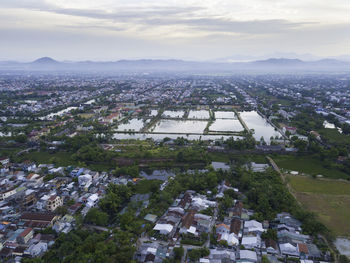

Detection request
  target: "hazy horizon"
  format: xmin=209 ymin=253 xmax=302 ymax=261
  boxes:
xmin=1 ymin=0 xmax=350 ymax=61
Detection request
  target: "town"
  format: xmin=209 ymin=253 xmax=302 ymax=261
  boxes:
xmin=1 ymin=73 xmax=350 ymax=262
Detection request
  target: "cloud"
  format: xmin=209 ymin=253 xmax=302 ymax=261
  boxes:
xmin=1 ymin=1 xmax=311 ymax=35
xmin=143 ymin=18 xmax=312 ymax=34
xmin=1 ymin=0 xmax=350 ymax=60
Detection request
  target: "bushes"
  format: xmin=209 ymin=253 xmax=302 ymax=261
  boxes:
xmin=24 ymin=230 xmax=136 ymax=263
xmin=99 ymin=184 xmax=132 ymax=221
xmin=188 ymin=248 xmax=209 ymax=262
xmin=180 ymin=233 xmax=208 ymax=246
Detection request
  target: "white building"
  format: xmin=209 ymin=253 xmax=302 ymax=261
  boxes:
xmin=241 ymin=235 xmax=261 ymax=249
xmin=244 ymin=220 xmax=264 ymax=234
xmin=46 ymin=195 xmax=63 ymax=211
xmin=238 ymin=250 xmax=258 ymax=263
xmin=153 ymin=224 xmax=173 ymax=235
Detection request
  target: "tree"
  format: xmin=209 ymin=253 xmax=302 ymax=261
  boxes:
xmin=188 ymin=248 xmax=209 ymax=262
xmin=339 ymin=255 xmax=350 ymax=263
xmin=262 ymin=255 xmax=270 ymax=263
xmin=261 ymin=229 xmax=277 ymax=241
xmin=173 ymin=246 xmax=184 ymax=260
xmin=14 ymin=134 xmax=27 ymax=143
xmin=85 ymin=208 xmax=109 ymax=226
xmin=99 ymin=184 xmax=132 ymax=220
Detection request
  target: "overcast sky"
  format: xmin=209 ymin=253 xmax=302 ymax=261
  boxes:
xmin=1 ymin=0 xmax=350 ymax=61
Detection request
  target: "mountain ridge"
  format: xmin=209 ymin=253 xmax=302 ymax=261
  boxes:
xmin=0 ymin=57 xmax=348 ymax=73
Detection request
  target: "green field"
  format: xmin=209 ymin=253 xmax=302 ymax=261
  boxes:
xmin=0 ymin=147 xmax=24 ymax=157
xmin=289 ymin=176 xmax=350 ymax=236
xmin=295 ymin=192 xmax=350 ymax=236
xmin=208 ymin=153 xmax=267 ymax=163
xmin=288 ymin=176 xmax=350 ymax=195
xmin=318 ymin=128 xmax=350 ymax=145
xmin=274 ymin=155 xmax=348 ymax=179
xmin=19 ymin=151 xmax=75 ymax=166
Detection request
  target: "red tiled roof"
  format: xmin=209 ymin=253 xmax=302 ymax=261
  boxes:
xmin=19 ymin=227 xmax=33 ymax=237
xmin=298 ymin=243 xmax=309 ymax=254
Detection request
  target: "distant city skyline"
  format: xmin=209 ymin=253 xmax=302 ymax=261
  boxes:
xmin=1 ymin=0 xmax=350 ymax=61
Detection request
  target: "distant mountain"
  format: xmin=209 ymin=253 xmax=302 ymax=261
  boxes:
xmin=31 ymin=57 xmax=59 ymax=65
xmin=214 ymin=52 xmax=321 ymax=62
xmin=0 ymin=57 xmax=349 ymax=73
xmin=254 ymin=58 xmax=304 ymax=65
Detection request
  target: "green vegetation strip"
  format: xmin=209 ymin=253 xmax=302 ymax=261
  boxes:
xmin=274 ymin=155 xmax=348 ymax=179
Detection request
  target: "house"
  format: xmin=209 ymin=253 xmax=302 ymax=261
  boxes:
xmin=70 ymin=168 xmax=84 ymax=177
xmin=0 ymin=187 xmax=17 ymax=201
xmin=153 ymin=223 xmax=173 ymax=235
xmin=13 ymin=246 xmax=26 ymax=257
xmin=78 ymin=174 xmax=92 ymax=190
xmin=306 ymin=244 xmax=322 ymax=260
xmin=106 ymin=112 xmax=121 ymax=124
xmin=238 ymin=250 xmax=257 ymax=263
xmin=282 ymin=126 xmax=297 ymax=135
xmin=298 ymin=243 xmax=309 ymax=259
xmin=229 ymin=201 xmax=243 ymax=218
xmin=216 ymin=224 xmax=230 ymax=236
xmin=211 ymin=162 xmax=230 ymax=171
xmin=22 ymin=190 xmax=37 ymax=207
xmin=86 ymin=194 xmax=99 ymax=208
xmin=67 ymin=203 xmax=82 ymax=215
xmin=194 ymin=213 xmax=212 ymax=233
xmin=179 ymin=210 xmax=196 ymax=235
xmin=265 ymin=239 xmax=279 ymax=254
xmin=276 ymin=213 xmax=302 ymax=229
xmin=209 ymin=248 xmax=236 ymax=262
xmin=24 ymin=242 xmax=48 ymax=257
xmin=0 ymin=247 xmax=13 ymax=259
xmin=279 ymin=243 xmax=299 ymax=257
xmin=241 ymin=235 xmax=261 ymax=249
xmin=278 ymin=230 xmax=310 ymax=243
xmin=310 ymin=131 xmax=321 ymax=141
xmin=17 ymin=228 xmax=34 ymax=244
xmin=136 ymin=242 xmax=168 ymax=263
xmin=46 ymin=195 xmax=63 ymax=211
xmin=249 ymin=162 xmax=269 ymax=172
xmin=144 ymin=214 xmax=157 ymax=223
xmin=230 ymin=218 xmax=242 ymax=237
xmin=53 ymin=215 xmax=74 ymax=234
xmin=191 ymin=195 xmax=216 ymax=210
xmin=0 ymin=158 xmax=10 ymax=166
xmin=244 ymin=220 xmax=264 ymax=234
xmin=20 ymin=212 xmax=58 ymax=229
xmin=219 ymin=232 xmax=239 ymax=246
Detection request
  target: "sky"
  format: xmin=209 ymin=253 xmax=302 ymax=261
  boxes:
xmin=1 ymin=0 xmax=350 ymax=61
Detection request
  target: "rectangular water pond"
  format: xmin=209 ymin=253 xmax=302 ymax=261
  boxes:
xmin=214 ymin=111 xmax=236 ymax=119
xmin=209 ymin=119 xmax=244 ymax=132
xmin=152 ymin=120 xmax=208 ymax=133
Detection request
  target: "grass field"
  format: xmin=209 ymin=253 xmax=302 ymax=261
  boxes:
xmin=295 ymin=192 xmax=350 ymax=236
xmin=288 ymin=176 xmax=350 ymax=236
xmin=274 ymin=155 xmax=348 ymax=179
xmin=318 ymin=128 xmax=350 ymax=146
xmin=288 ymin=176 xmax=350 ymax=195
